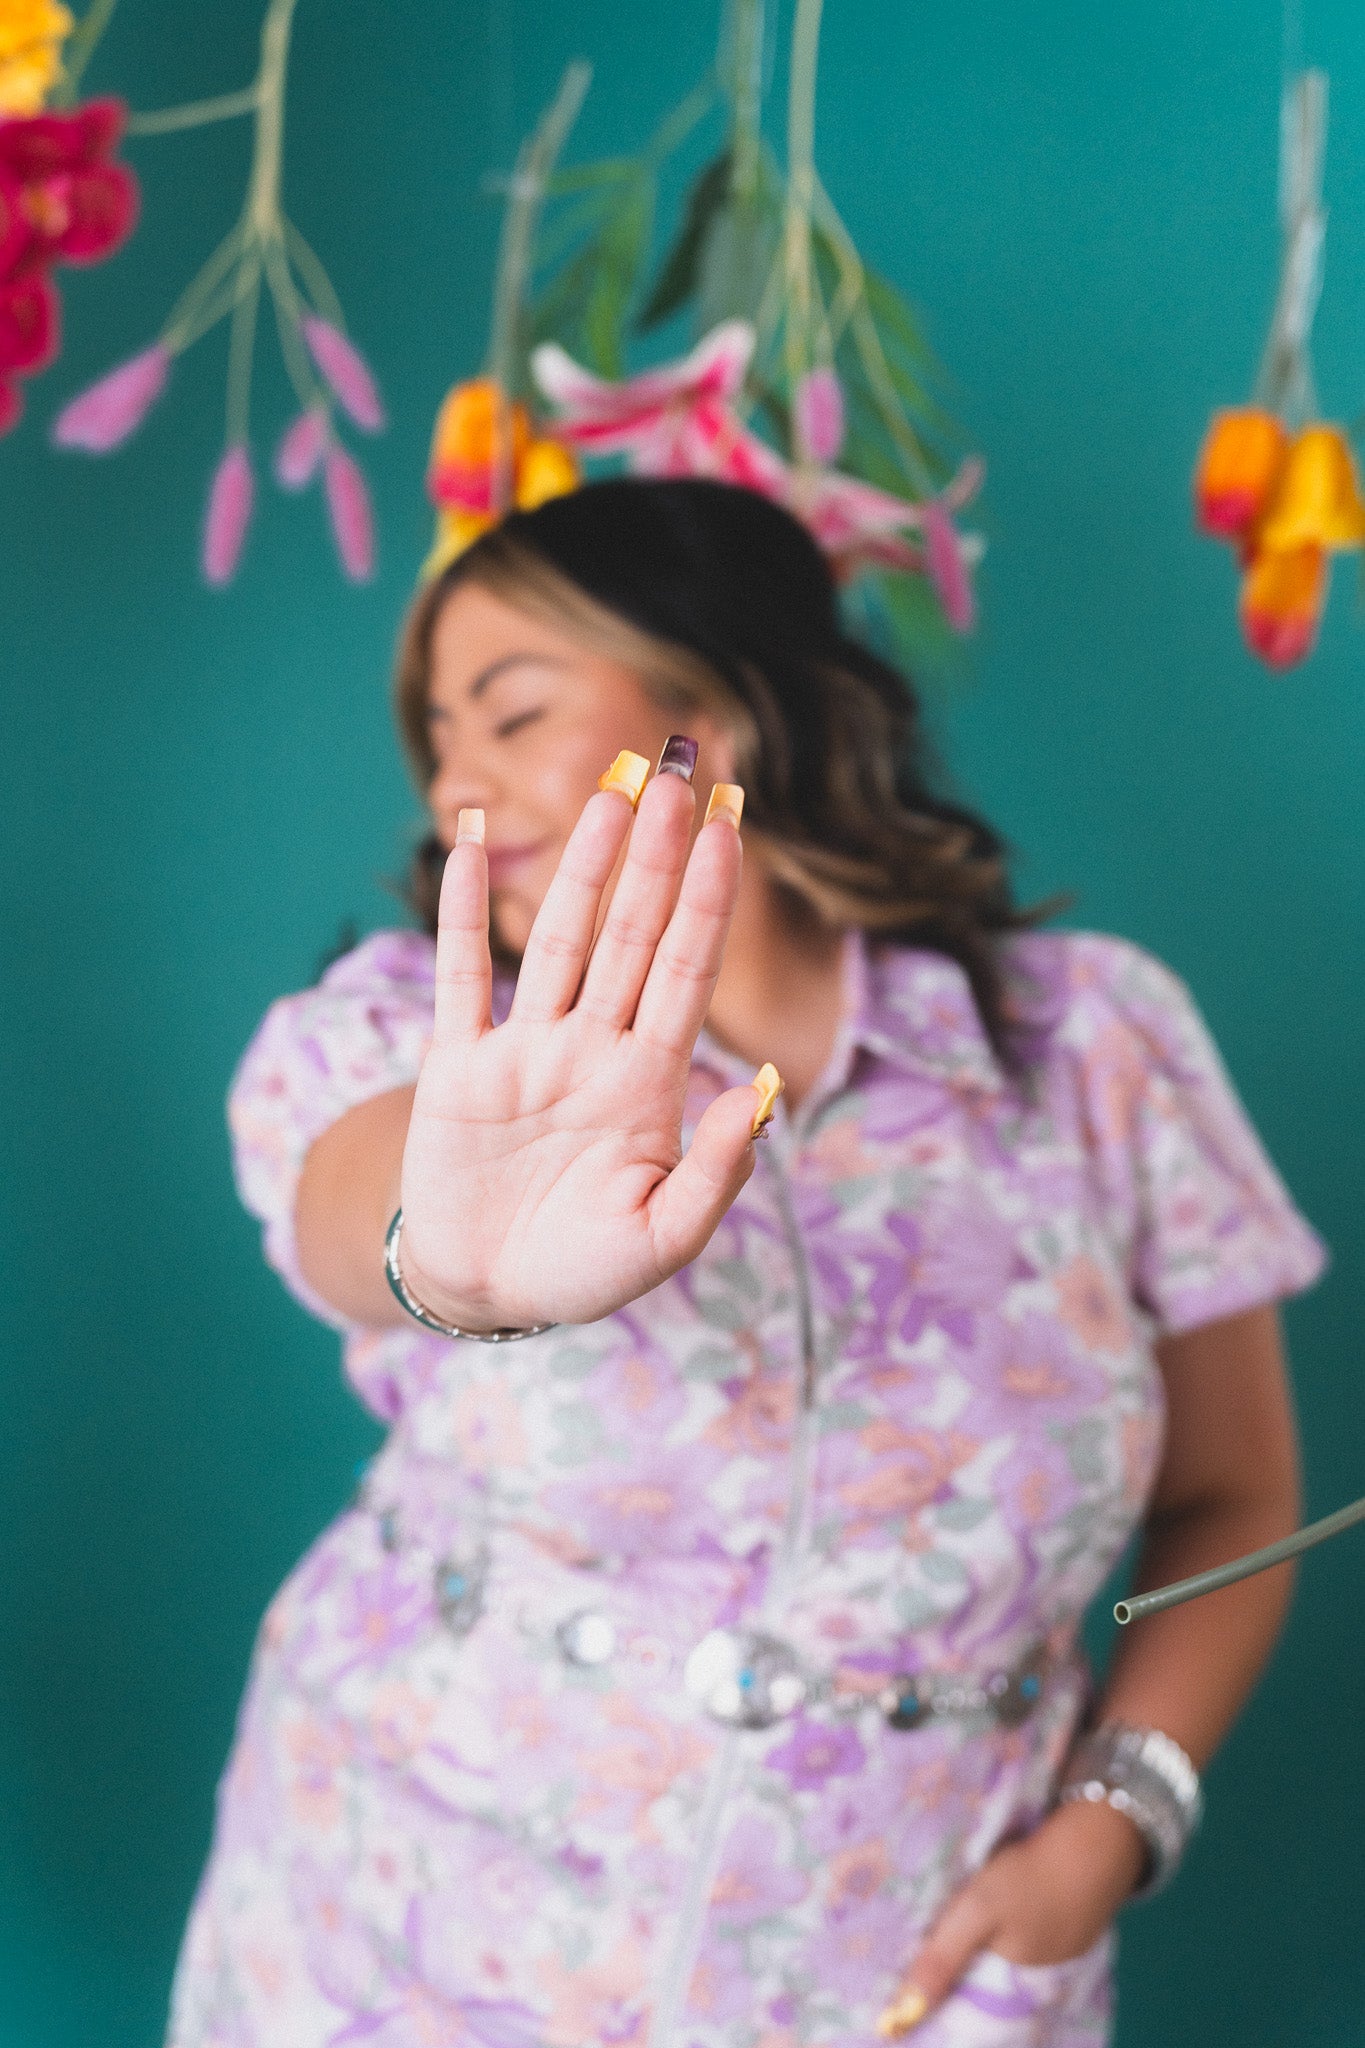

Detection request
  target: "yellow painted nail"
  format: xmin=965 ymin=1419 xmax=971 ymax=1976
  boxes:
xmin=704 ymin=781 xmax=745 ymax=829
xmin=598 ymin=750 xmax=651 ymax=808
xmin=455 ymin=807 xmax=485 ymax=846
xmin=875 ymin=1987 xmax=929 ymax=2038
xmin=750 ymin=1061 xmax=784 ymax=1138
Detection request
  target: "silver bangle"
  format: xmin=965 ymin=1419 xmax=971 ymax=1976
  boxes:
xmin=383 ymin=1209 xmax=556 ymax=1342
xmin=1057 ymin=1722 xmax=1203 ymax=1900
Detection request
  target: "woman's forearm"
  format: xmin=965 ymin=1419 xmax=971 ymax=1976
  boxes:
xmin=294 ymin=1084 xmax=416 ymax=1327
xmin=1087 ymin=1302 xmax=1302 ymax=1767
xmin=1095 ymin=1491 xmax=1299 ymax=1767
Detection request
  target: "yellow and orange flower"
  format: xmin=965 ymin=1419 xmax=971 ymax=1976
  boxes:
xmin=1195 ymin=407 xmax=1288 ymax=539
xmin=1197 ymin=411 xmax=1365 ymax=670
xmin=0 ymin=0 xmax=73 ymax=115
xmin=424 ymin=374 xmax=578 ymax=578
xmin=1238 ymin=543 xmax=1326 ymax=671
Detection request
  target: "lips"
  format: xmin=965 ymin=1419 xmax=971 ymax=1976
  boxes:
xmin=485 ymin=841 xmax=548 ymax=888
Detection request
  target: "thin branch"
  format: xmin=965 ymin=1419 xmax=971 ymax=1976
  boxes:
xmin=160 ymin=221 xmax=248 ymax=350
xmin=127 ymin=86 xmax=261 ymax=137
xmin=283 ymin=218 xmax=345 ymax=327
xmin=225 ymin=256 xmax=262 ymax=445
xmin=58 ymin=0 xmax=118 ymax=104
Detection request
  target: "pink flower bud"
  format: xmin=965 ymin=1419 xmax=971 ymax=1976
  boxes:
xmin=301 ymin=315 xmax=384 ymax=433
xmin=924 ymin=500 xmax=975 ymax=634
xmin=274 ymin=404 xmax=328 ymax=490
xmin=794 ymin=365 xmax=845 ymax=466
xmin=323 ymin=443 xmax=374 ymax=581
xmin=52 ymin=342 xmax=171 ymax=452
xmin=202 ymin=444 xmax=255 ymax=587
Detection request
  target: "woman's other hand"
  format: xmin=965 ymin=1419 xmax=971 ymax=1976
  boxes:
xmin=877 ymin=1800 xmax=1146 ymax=2036
xmin=397 ymin=749 xmax=768 ymax=1334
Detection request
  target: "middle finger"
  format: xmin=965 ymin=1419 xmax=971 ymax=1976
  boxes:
xmin=575 ymin=738 xmax=699 ymax=1029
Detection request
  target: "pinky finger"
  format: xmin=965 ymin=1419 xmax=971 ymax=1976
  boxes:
xmin=432 ymin=811 xmax=492 ymax=1045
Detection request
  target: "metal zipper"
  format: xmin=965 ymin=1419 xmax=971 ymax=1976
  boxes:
xmin=646 ymin=1121 xmax=823 ymax=2047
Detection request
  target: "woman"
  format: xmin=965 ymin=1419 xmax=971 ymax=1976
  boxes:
xmin=170 ymin=479 xmax=1324 ymax=2047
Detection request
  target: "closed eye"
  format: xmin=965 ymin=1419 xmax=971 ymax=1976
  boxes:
xmin=494 ymin=707 xmax=544 ymax=741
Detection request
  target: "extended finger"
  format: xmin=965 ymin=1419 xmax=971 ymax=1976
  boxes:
xmin=644 ymin=1080 xmax=763 ymax=1278
xmin=576 ymin=750 xmax=699 ymax=1029
xmin=876 ymin=1885 xmax=998 ymax=2037
xmin=432 ymin=812 xmax=492 ymax=1046
xmin=631 ymin=791 xmax=743 ymax=1057
xmin=510 ymin=782 xmax=639 ymax=1022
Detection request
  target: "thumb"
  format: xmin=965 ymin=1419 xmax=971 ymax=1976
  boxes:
xmin=646 ymin=1079 xmax=765 ymax=1275
xmin=876 ymin=1884 xmax=998 ymax=2038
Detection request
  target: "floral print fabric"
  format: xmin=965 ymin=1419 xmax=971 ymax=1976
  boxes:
xmin=169 ymin=927 xmax=1324 ymax=2047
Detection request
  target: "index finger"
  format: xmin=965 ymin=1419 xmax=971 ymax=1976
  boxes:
xmin=432 ymin=810 xmax=492 ymax=1046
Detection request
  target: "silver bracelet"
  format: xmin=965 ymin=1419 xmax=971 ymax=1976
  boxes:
xmin=383 ymin=1209 xmax=556 ymax=1342
xmin=1057 ymin=1722 xmax=1203 ymax=1900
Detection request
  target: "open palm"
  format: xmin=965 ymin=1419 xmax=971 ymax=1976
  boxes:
xmin=397 ymin=764 xmax=765 ymax=1333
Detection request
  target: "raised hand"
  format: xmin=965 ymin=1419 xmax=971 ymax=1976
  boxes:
xmin=396 ymin=745 xmax=773 ymax=1335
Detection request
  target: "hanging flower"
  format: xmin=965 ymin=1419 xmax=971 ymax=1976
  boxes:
xmin=532 ymin=318 xmax=756 ymax=468
xmin=0 ymin=97 xmax=138 ymax=267
xmin=0 ymin=0 xmax=73 ymax=117
xmin=1238 ymin=543 xmax=1326 ymax=670
xmin=1255 ymin=423 xmax=1365 ymax=551
xmin=51 ymin=339 xmax=170 ymax=450
xmin=273 ymin=403 xmax=328 ymax=489
xmin=0 ymin=95 xmax=137 ymax=435
xmin=202 ymin=443 xmax=255 ymax=587
xmin=424 ymin=374 xmax=579 ymax=577
xmin=323 ymin=441 xmax=374 ymax=581
xmin=793 ymin=364 xmax=845 ymax=466
xmin=1194 ymin=408 xmax=1289 ymax=539
xmin=301 ymin=314 xmax=384 ymax=433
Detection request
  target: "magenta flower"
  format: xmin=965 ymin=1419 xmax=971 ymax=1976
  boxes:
xmin=274 ymin=403 xmax=327 ymax=489
xmin=532 ymin=318 xmax=756 ymax=464
xmin=51 ymin=342 xmax=171 ymax=452
xmin=925 ymin=497 xmax=975 ymax=632
xmin=301 ymin=315 xmax=384 ymax=433
xmin=202 ymin=443 xmax=255 ymax=586
xmin=324 ymin=442 xmax=374 ymax=581
xmin=794 ymin=364 xmax=845 ymax=465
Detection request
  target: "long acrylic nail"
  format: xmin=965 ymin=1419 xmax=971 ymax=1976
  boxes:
xmin=656 ymin=734 xmax=699 ymax=783
xmin=456 ymin=807 xmax=485 ymax=845
xmin=598 ymin=750 xmax=651 ymax=808
xmin=875 ymin=1987 xmax=929 ymax=2039
xmin=704 ymin=781 xmax=744 ymax=828
xmin=750 ymin=1061 xmax=784 ymax=1138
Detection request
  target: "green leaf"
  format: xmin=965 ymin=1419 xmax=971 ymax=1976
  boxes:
xmin=636 ymin=148 xmax=733 ymax=330
xmin=583 ymin=180 xmax=654 ymax=375
xmin=695 ymin=180 xmax=781 ymax=336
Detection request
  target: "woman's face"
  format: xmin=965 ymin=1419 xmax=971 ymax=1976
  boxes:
xmin=425 ymin=581 xmax=736 ymax=955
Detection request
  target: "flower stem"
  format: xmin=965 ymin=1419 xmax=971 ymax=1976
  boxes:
xmin=55 ymin=0 xmax=119 ymax=105
xmin=246 ymin=0 xmax=299 ymax=239
xmin=127 ymin=86 xmax=261 ymax=137
xmin=721 ymin=0 xmax=765 ymax=201
xmin=225 ymin=256 xmax=262 ymax=446
xmin=782 ymin=0 xmax=823 ymax=416
xmin=161 ymin=222 xmax=248 ymax=352
xmin=487 ymin=59 xmax=592 ymax=504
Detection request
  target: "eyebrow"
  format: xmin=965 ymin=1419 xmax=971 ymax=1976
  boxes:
xmin=467 ymin=652 xmax=570 ymax=702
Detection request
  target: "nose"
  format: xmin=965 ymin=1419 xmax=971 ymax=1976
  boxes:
xmin=428 ymin=745 xmax=497 ymax=832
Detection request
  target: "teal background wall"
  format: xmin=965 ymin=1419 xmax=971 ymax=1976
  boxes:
xmin=3 ymin=1 xmax=1364 ymax=2041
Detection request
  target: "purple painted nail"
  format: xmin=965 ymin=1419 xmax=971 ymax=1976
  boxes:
xmin=656 ymin=735 xmax=699 ymax=783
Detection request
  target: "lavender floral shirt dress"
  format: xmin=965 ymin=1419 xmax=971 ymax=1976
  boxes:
xmin=168 ymin=925 xmax=1325 ymax=2048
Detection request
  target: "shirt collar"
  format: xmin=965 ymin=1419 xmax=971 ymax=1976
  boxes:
xmin=694 ymin=928 xmax=1008 ymax=1101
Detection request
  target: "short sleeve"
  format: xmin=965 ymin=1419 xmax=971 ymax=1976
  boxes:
xmin=227 ymin=928 xmax=436 ymax=1330
xmin=1067 ymin=935 xmax=1327 ymax=1337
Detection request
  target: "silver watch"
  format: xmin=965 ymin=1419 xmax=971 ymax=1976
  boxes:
xmin=1057 ymin=1722 xmax=1203 ymax=1899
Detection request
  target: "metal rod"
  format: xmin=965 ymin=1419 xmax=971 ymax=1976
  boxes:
xmin=1114 ymin=1491 xmax=1365 ymax=1625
